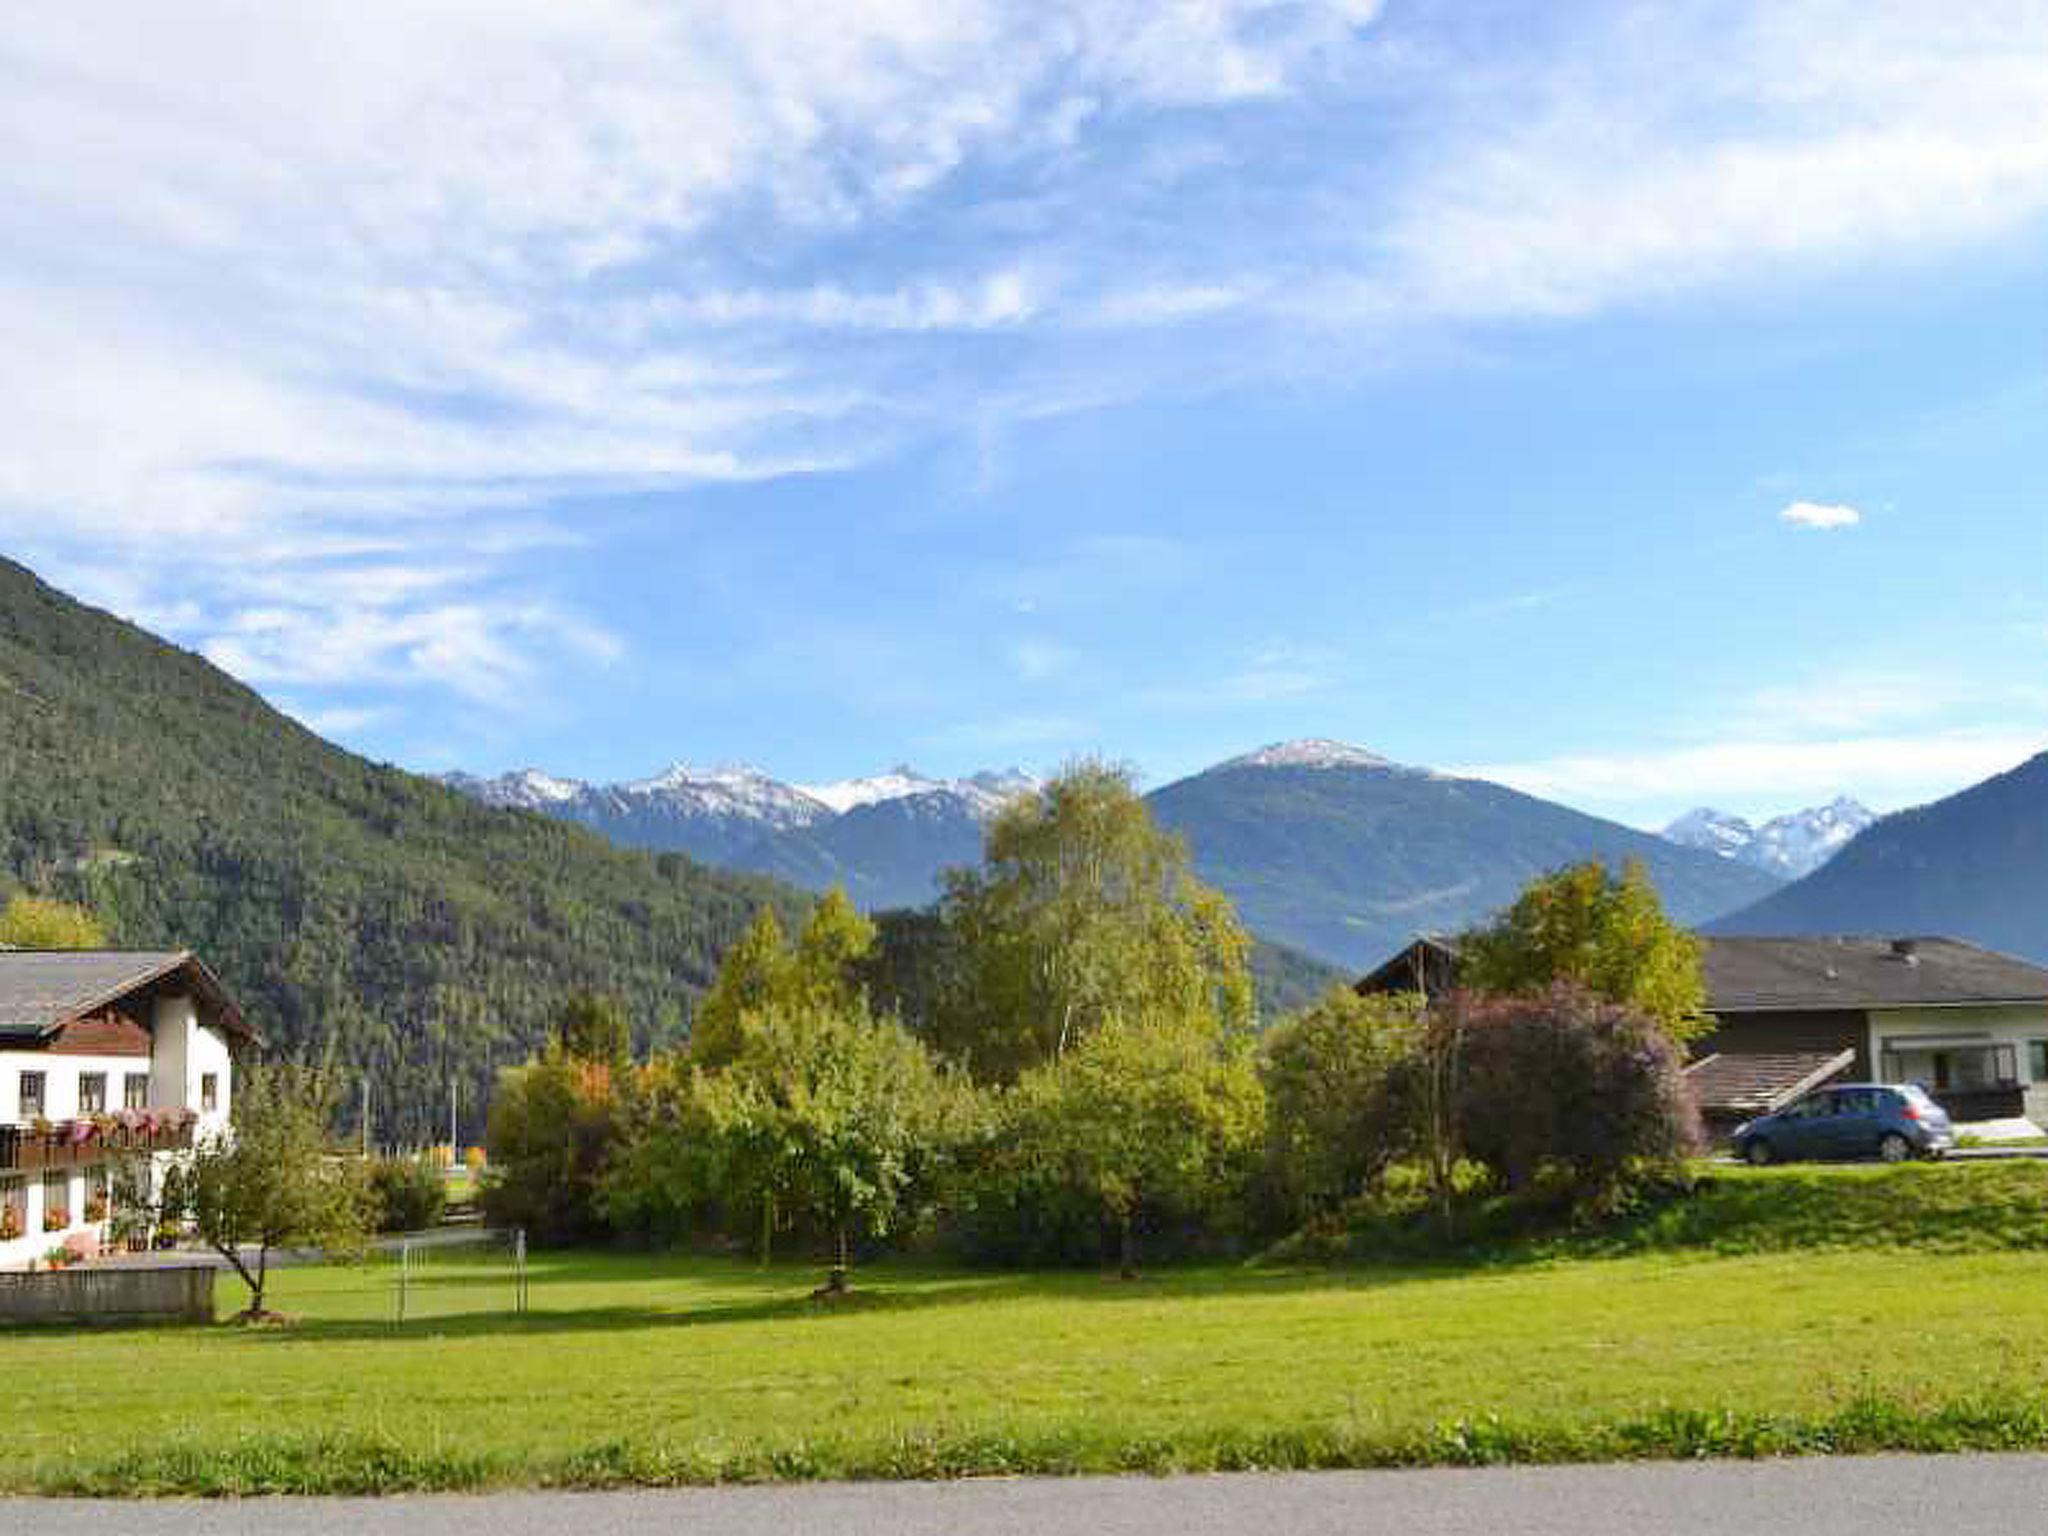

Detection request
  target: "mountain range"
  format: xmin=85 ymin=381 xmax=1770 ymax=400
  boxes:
xmin=446 ymin=764 xmax=1042 ymax=911
xmin=1662 ymin=797 xmax=1877 ymax=880
xmin=451 ymin=738 xmax=1786 ymax=971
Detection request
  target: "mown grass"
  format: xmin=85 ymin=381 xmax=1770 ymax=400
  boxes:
xmin=6 ymin=1161 xmax=2048 ymax=1496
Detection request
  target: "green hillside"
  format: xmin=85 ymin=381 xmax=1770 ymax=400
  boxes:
xmin=0 ymin=559 xmax=805 ymax=1141
xmin=1150 ymin=760 xmax=1783 ymax=970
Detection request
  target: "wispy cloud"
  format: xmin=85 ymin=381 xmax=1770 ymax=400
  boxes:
xmin=1140 ymin=641 xmax=1341 ymax=710
xmin=9 ymin=0 xmax=2048 ymax=740
xmin=1782 ymin=500 xmax=1863 ymax=530
xmin=1464 ymin=730 xmax=2042 ymax=821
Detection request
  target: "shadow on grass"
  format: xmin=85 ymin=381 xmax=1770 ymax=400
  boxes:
xmin=251 ymin=1255 xmax=1474 ymax=1345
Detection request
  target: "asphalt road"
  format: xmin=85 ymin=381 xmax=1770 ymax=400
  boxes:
xmin=15 ymin=1456 xmax=2048 ymax=1535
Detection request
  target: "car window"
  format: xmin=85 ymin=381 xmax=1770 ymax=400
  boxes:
xmin=1838 ymin=1090 xmax=1877 ymax=1115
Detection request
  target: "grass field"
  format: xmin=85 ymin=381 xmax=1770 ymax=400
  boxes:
xmin=8 ymin=1163 xmax=2048 ymax=1495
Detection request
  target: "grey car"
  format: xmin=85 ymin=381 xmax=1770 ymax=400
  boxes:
xmin=1733 ymin=1083 xmax=1955 ymax=1166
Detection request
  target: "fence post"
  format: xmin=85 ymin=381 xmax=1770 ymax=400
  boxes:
xmin=396 ymin=1238 xmax=411 ymax=1327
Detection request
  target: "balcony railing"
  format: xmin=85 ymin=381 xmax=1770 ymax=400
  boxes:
xmin=0 ymin=1111 xmax=198 ymax=1172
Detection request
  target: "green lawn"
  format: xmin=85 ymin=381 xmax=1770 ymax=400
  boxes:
xmin=10 ymin=1165 xmax=2048 ymax=1494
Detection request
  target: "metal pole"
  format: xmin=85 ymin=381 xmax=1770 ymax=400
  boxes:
xmin=396 ymin=1239 xmax=409 ymax=1327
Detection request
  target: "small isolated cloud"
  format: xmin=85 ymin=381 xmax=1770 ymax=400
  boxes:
xmin=1781 ymin=500 xmax=1862 ymax=531
xmin=1009 ymin=639 xmax=1078 ymax=682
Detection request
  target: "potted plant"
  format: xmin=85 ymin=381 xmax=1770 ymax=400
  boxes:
xmin=85 ymin=1192 xmax=108 ymax=1224
xmin=43 ymin=1206 xmax=69 ymax=1233
xmin=0 ymin=1207 xmax=21 ymax=1242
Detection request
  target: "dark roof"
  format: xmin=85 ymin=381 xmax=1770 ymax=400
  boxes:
xmin=1684 ymin=1049 xmax=1856 ymax=1116
xmin=0 ymin=951 xmax=250 ymax=1043
xmin=1355 ymin=936 xmax=1463 ymax=997
xmin=1703 ymin=936 xmax=2048 ymax=1013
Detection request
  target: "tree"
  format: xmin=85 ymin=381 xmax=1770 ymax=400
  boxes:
xmin=556 ymin=992 xmax=631 ymax=1068
xmin=690 ymin=892 xmax=878 ymax=1070
xmin=939 ymin=761 xmax=1255 ymax=1080
xmin=481 ymin=1044 xmax=619 ymax=1244
xmin=1460 ymin=861 xmax=1711 ymax=1043
xmin=0 ymin=894 xmax=107 ymax=949
xmin=664 ymin=998 xmax=972 ymax=1290
xmin=1007 ymin=1011 xmax=1265 ymax=1277
xmin=180 ymin=1065 xmax=372 ymax=1319
xmin=368 ymin=1154 xmax=448 ymax=1232
xmin=1260 ymin=987 xmax=1422 ymax=1222
xmin=1441 ymin=984 xmax=1701 ymax=1204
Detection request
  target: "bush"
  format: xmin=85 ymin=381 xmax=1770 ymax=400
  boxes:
xmin=1259 ymin=988 xmax=1421 ymax=1225
xmin=972 ymin=1013 xmax=1265 ymax=1274
xmin=369 ymin=1156 xmax=448 ymax=1233
xmin=1443 ymin=984 xmax=1700 ymax=1205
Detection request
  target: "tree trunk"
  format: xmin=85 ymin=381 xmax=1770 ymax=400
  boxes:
xmin=1117 ymin=1212 xmax=1137 ymax=1280
xmin=251 ymin=1243 xmax=268 ymax=1316
xmin=758 ymin=1190 xmax=774 ymax=1269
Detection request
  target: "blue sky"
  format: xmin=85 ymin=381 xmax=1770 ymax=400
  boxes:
xmin=6 ymin=1 xmax=2048 ymax=827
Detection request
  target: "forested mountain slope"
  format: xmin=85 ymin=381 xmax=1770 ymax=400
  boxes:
xmin=1713 ymin=750 xmax=2048 ymax=962
xmin=0 ymin=559 xmax=804 ymax=1140
xmin=1149 ymin=748 xmax=1783 ymax=970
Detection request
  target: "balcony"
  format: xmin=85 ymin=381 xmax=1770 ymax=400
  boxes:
xmin=0 ymin=1110 xmax=198 ymax=1172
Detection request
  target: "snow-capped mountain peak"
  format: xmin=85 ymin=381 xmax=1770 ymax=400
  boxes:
xmin=1663 ymin=797 xmax=1876 ymax=881
xmin=1222 ymin=739 xmax=1401 ymax=773
xmin=799 ymin=765 xmax=1042 ymax=819
xmin=1663 ymin=807 xmax=1756 ymax=860
xmin=444 ymin=767 xmax=589 ymax=810
xmin=799 ymin=765 xmax=943 ymax=815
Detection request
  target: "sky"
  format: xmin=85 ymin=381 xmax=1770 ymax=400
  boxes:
xmin=5 ymin=1 xmax=2048 ymax=829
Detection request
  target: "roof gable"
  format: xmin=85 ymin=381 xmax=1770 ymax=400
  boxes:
xmin=0 ymin=951 xmax=250 ymax=1044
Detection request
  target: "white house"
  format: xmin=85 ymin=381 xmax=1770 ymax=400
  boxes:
xmin=0 ymin=950 xmax=247 ymax=1271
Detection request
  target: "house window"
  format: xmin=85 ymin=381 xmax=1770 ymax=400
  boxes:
xmin=200 ymin=1073 xmax=219 ymax=1114
xmin=124 ymin=1073 xmax=149 ymax=1110
xmin=2031 ymin=1041 xmax=2048 ymax=1083
xmin=17 ymin=1072 xmax=44 ymax=1120
xmin=77 ymin=1073 xmax=106 ymax=1114
xmin=42 ymin=1172 xmax=68 ymax=1231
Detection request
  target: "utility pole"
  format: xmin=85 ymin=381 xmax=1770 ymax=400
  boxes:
xmin=448 ymin=1078 xmax=458 ymax=1155
xmin=360 ymin=1077 xmax=371 ymax=1157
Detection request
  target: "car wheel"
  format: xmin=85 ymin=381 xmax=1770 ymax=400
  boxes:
xmin=1744 ymin=1138 xmax=1775 ymax=1166
xmin=1878 ymin=1132 xmax=1914 ymax=1164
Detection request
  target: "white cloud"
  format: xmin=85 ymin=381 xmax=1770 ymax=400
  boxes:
xmin=1782 ymin=500 xmax=1863 ymax=530
xmin=1138 ymin=641 xmax=1340 ymax=710
xmin=1465 ymin=731 xmax=2042 ymax=817
xmin=1009 ymin=639 xmax=1078 ymax=682
xmin=282 ymin=702 xmax=391 ymax=740
xmin=10 ymin=0 xmax=2048 ymax=738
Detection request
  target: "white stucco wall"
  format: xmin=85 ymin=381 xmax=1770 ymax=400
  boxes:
xmin=0 ymin=1162 xmax=113 ymax=1271
xmin=0 ymin=1050 xmax=152 ymax=1122
xmin=0 ymin=990 xmax=236 ymax=1271
xmin=1868 ymin=1004 xmax=2048 ymax=1120
xmin=148 ymin=995 xmax=233 ymax=1133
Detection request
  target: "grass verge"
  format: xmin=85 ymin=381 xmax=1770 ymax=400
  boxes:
xmin=5 ymin=1163 xmax=2048 ymax=1496
xmin=36 ymin=1397 xmax=2048 ymax=1496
